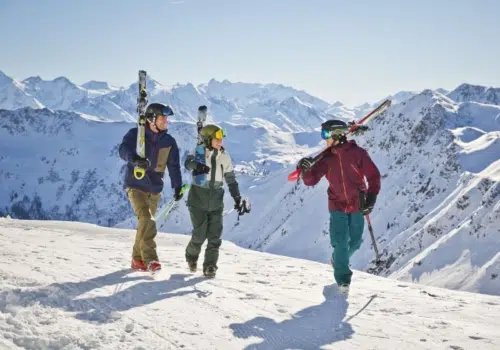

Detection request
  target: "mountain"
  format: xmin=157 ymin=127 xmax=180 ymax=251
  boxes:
xmin=447 ymin=83 xmax=500 ymax=106
xmin=2 ymin=71 xmax=334 ymax=131
xmin=81 ymin=80 xmax=120 ymax=92
xmin=0 ymin=107 xmax=317 ymax=229
xmin=218 ymin=89 xmax=500 ymax=296
xmin=22 ymin=75 xmax=89 ymax=110
xmin=1 ymin=218 xmax=499 ymax=349
xmin=0 ymin=71 xmax=43 ymax=110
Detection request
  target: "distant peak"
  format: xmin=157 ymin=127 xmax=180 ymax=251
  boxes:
xmin=82 ymin=80 xmax=111 ymax=90
xmin=53 ymin=76 xmax=73 ymax=85
xmin=0 ymin=70 xmax=13 ymax=85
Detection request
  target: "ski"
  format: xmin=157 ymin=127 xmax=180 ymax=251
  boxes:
xmin=193 ymin=105 xmax=208 ymax=185
xmin=155 ymin=184 xmax=190 ymax=220
xmin=134 ymin=70 xmax=148 ymax=180
xmin=287 ymin=99 xmax=392 ymax=182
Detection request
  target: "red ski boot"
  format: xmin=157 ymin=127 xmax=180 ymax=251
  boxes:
xmin=131 ymin=259 xmax=147 ymax=271
xmin=147 ymin=261 xmax=162 ymax=275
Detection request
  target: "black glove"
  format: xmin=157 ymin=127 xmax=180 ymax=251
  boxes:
xmin=234 ymin=197 xmax=251 ymax=216
xmin=359 ymin=191 xmax=377 ymax=215
xmin=348 ymin=121 xmax=369 ymax=136
xmin=193 ymin=162 xmax=210 ymax=175
xmin=131 ymin=154 xmax=150 ymax=169
xmin=297 ymin=157 xmax=314 ymax=171
xmin=174 ymin=186 xmax=184 ymax=201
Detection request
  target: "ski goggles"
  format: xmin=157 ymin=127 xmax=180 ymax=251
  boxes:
xmin=214 ymin=128 xmax=226 ymax=140
xmin=321 ymin=128 xmax=347 ymax=140
xmin=161 ymin=105 xmax=174 ymax=117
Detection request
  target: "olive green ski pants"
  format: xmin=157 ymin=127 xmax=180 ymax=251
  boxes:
xmin=126 ymin=187 xmax=161 ymax=265
xmin=185 ymin=206 xmax=224 ymax=269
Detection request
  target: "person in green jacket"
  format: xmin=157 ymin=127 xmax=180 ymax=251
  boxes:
xmin=184 ymin=124 xmax=250 ymax=278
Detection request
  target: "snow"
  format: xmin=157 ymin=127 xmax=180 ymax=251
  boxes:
xmin=1 ymin=218 xmax=499 ymax=350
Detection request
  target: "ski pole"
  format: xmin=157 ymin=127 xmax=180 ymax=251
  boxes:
xmin=365 ymin=214 xmax=381 ymax=264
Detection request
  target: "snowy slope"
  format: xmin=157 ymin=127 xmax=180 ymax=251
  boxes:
xmin=1 ymin=218 xmax=499 ymax=350
xmin=219 ymin=90 xmax=500 ymax=296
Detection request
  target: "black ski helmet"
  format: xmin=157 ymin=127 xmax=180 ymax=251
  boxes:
xmin=321 ymin=119 xmax=348 ymax=141
xmin=144 ymin=103 xmax=174 ymax=122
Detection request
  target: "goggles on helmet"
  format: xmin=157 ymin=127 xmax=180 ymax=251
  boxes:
xmin=162 ymin=105 xmax=174 ymax=117
xmin=321 ymin=127 xmax=346 ymax=140
xmin=214 ymin=128 xmax=226 ymax=140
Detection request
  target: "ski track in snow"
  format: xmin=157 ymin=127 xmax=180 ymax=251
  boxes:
xmin=1 ymin=219 xmax=499 ymax=349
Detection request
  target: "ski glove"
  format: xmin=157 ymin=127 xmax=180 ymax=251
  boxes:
xmin=131 ymin=154 xmax=150 ymax=169
xmin=174 ymin=186 xmax=184 ymax=201
xmin=234 ymin=197 xmax=251 ymax=216
xmin=297 ymin=157 xmax=315 ymax=171
xmin=193 ymin=162 xmax=210 ymax=175
xmin=359 ymin=191 xmax=377 ymax=215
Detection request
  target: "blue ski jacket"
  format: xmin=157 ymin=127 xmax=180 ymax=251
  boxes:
xmin=119 ymin=126 xmax=182 ymax=193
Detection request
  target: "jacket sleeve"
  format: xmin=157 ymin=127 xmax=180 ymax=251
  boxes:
xmin=166 ymin=138 xmax=183 ymax=189
xmin=118 ymin=128 xmax=137 ymax=163
xmin=301 ymin=156 xmax=329 ymax=186
xmin=222 ymin=152 xmax=241 ymax=200
xmin=359 ymin=148 xmax=381 ymax=194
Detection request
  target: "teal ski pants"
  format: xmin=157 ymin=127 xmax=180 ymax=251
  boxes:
xmin=330 ymin=211 xmax=365 ymax=286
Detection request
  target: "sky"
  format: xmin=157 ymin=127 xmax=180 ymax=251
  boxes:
xmin=0 ymin=0 xmax=499 ymax=106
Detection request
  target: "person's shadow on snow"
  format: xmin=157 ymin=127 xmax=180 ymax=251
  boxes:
xmin=72 ymin=272 xmax=208 ymax=323
xmin=229 ymin=284 xmax=353 ymax=350
xmin=3 ymin=269 xmax=208 ymax=324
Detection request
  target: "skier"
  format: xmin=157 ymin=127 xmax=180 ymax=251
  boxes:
xmin=297 ymin=119 xmax=380 ymax=294
xmin=119 ymin=103 xmax=184 ymax=273
xmin=184 ymin=124 xmax=249 ymax=278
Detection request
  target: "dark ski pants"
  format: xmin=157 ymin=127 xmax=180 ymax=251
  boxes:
xmin=185 ymin=206 xmax=224 ymax=269
xmin=330 ymin=211 xmax=365 ymax=286
xmin=126 ymin=187 xmax=161 ymax=265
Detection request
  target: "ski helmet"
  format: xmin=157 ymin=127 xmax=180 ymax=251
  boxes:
xmin=200 ymin=124 xmax=226 ymax=149
xmin=144 ymin=103 xmax=174 ymax=122
xmin=320 ymin=119 xmax=348 ymax=140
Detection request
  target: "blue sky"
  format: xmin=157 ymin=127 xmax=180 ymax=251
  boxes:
xmin=1 ymin=0 xmax=499 ymax=106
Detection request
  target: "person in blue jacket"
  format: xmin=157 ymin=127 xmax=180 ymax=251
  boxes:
xmin=119 ymin=103 xmax=183 ymax=273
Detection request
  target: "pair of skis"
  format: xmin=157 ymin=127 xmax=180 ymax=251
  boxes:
xmin=287 ymin=99 xmax=392 ymax=182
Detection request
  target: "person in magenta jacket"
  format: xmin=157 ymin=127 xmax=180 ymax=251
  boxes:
xmin=297 ymin=119 xmax=381 ymax=292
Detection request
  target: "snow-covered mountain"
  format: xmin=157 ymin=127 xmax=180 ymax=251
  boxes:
xmin=0 ymin=107 xmax=316 ymax=229
xmin=0 ymin=71 xmax=335 ymax=131
xmin=1 ymin=218 xmax=499 ymax=349
xmin=1 ymin=69 xmax=499 ymax=296
xmin=447 ymin=83 xmax=500 ymax=106
xmin=213 ymin=89 xmax=500 ymax=296
xmin=0 ymin=71 xmax=44 ymax=110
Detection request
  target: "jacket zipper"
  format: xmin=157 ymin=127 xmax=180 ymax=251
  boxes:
xmin=338 ymin=152 xmax=350 ymax=212
xmin=152 ymin=134 xmax=158 ymax=169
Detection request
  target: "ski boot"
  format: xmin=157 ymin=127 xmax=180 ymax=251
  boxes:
xmin=203 ymin=265 xmax=217 ymax=278
xmin=131 ymin=259 xmax=147 ymax=271
xmin=147 ymin=261 xmax=162 ymax=275
xmin=187 ymin=260 xmax=197 ymax=273
xmin=338 ymin=284 xmax=350 ymax=297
